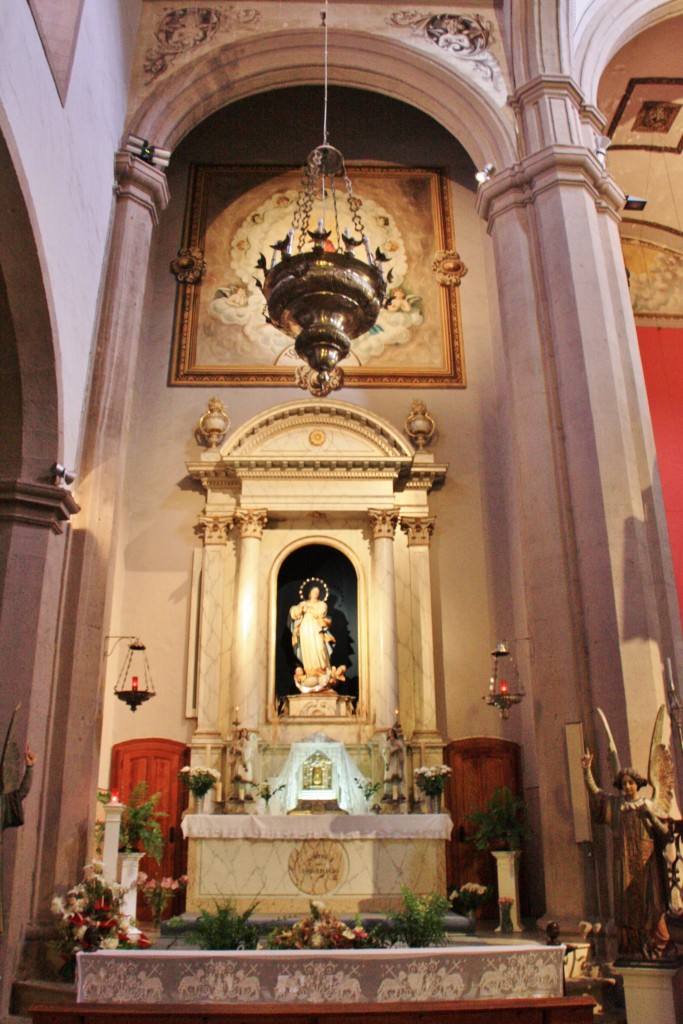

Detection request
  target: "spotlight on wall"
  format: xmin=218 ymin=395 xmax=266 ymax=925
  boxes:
xmin=594 ymin=134 xmax=612 ymax=170
xmin=624 ymin=195 xmax=648 ymax=212
xmin=52 ymin=463 xmax=77 ymax=487
xmin=475 ymin=163 xmax=496 ymax=184
xmin=125 ymin=134 xmax=171 ymax=170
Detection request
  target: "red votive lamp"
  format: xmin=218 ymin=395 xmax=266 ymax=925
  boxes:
xmin=131 ymin=676 xmax=139 ymax=691
xmin=110 ymin=789 xmax=120 ymax=804
xmin=500 ymin=679 xmax=508 ymax=694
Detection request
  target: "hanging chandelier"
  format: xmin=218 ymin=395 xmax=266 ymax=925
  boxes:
xmin=257 ymin=4 xmax=388 ymax=397
xmin=483 ymin=642 xmax=525 ymax=720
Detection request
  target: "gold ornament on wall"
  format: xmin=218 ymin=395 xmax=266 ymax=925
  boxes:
xmin=405 ymin=399 xmax=436 ymax=449
xmin=170 ymin=246 xmax=207 ymax=285
xmin=432 ymin=250 xmax=468 ymax=288
xmin=197 ymin=396 xmax=230 ymax=447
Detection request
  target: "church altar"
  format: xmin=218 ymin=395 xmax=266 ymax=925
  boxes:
xmin=76 ymin=945 xmax=565 ymax=1004
xmin=182 ymin=813 xmax=452 ymax=914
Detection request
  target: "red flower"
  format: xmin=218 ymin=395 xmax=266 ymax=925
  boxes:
xmin=136 ymin=934 xmax=151 ymax=948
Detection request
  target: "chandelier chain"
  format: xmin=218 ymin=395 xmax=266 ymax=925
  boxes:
xmin=322 ymin=0 xmax=329 ymax=146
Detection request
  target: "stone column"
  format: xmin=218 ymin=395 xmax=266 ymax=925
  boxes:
xmin=193 ymin=513 xmax=232 ymax=753
xmin=400 ymin=516 xmax=439 ymax=738
xmin=368 ymin=508 xmax=400 ymax=729
xmin=42 ymin=154 xmax=169 ymax=904
xmin=476 ymin=74 xmax=683 ymax=923
xmin=232 ymin=509 xmax=268 ymax=727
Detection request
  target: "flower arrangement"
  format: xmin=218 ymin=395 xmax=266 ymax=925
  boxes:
xmin=179 ymin=765 xmax=220 ymax=797
xmin=354 ymin=777 xmax=382 ymax=803
xmin=137 ymin=872 xmax=188 ymax=927
xmin=414 ymin=764 xmax=452 ymax=797
xmin=449 ymin=882 xmax=492 ymax=915
xmin=258 ymin=782 xmax=286 ymax=807
xmin=51 ymin=861 xmax=149 ymax=981
xmin=267 ymin=900 xmax=376 ymax=950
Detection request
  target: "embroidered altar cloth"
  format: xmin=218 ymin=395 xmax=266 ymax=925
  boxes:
xmin=77 ymin=945 xmax=564 ymax=1004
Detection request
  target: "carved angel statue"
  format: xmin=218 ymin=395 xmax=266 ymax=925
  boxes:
xmin=581 ymin=705 xmax=675 ymax=958
xmin=1 ymin=705 xmax=35 ymax=932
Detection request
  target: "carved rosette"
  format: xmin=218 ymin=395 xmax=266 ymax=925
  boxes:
xmin=431 ymin=250 xmax=468 ymax=288
xmin=170 ymin=247 xmax=207 ymax=284
xmin=196 ymin=513 xmax=232 ymax=545
xmin=233 ymin=508 xmax=268 ymax=540
xmin=400 ymin=516 xmax=436 ymax=547
xmin=368 ymin=508 xmax=400 ymax=540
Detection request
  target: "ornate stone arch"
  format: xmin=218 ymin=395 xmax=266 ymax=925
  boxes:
xmin=573 ymin=0 xmax=683 ymax=107
xmin=127 ymin=28 xmax=517 ymax=171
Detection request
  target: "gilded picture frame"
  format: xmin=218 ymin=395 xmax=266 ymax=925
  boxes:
xmin=170 ymin=164 xmax=466 ymax=387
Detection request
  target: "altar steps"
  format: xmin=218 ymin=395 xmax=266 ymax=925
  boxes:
xmin=30 ymin=996 xmax=595 ymax=1024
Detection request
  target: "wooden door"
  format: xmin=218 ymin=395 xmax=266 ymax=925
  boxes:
xmin=110 ymin=738 xmax=189 ymax=920
xmin=445 ymin=737 xmax=522 ymax=917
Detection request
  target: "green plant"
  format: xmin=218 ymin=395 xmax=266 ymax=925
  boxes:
xmin=194 ymin=899 xmax=260 ymax=950
xmin=388 ymin=886 xmax=449 ymax=947
xmin=120 ymin=781 xmax=167 ymax=863
xmin=465 ymin=786 xmax=531 ymax=852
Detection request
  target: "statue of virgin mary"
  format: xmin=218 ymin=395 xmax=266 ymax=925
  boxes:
xmin=288 ymin=578 xmax=336 ymax=682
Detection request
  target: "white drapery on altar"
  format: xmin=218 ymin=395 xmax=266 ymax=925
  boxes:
xmin=267 ymin=732 xmax=369 ymax=814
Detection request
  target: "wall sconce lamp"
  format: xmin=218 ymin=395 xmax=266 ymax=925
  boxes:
xmin=105 ymin=635 xmax=156 ymax=712
xmin=483 ymin=641 xmax=526 ymax=719
xmin=51 ymin=463 xmax=77 ymax=487
xmin=594 ymin=134 xmax=612 ymax=170
xmin=125 ymin=134 xmax=171 ymax=170
xmin=475 ymin=163 xmax=496 ymax=184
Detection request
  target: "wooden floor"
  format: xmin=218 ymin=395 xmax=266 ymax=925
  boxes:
xmin=31 ymin=996 xmax=596 ymax=1024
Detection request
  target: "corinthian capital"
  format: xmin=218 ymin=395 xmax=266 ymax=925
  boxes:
xmin=234 ymin=508 xmax=268 ymax=540
xmin=368 ymin=508 xmax=400 ymax=540
xmin=196 ymin=513 xmax=232 ymax=545
xmin=400 ymin=516 xmax=436 ymax=547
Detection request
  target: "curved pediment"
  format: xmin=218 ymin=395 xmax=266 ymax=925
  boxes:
xmin=223 ymin=399 xmax=415 ymax=463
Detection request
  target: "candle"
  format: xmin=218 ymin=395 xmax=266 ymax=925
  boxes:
xmin=131 ymin=676 xmax=139 ymax=692
xmin=215 ymin=781 xmax=223 ymax=802
xmin=205 ymin=744 xmax=211 ymax=767
xmin=500 ymin=679 xmax=508 ymax=694
xmin=110 ymin=789 xmax=119 ymax=804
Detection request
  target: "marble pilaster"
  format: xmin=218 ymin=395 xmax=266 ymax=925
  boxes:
xmin=232 ymin=509 xmax=268 ymax=727
xmin=194 ymin=513 xmax=232 ymax=742
xmin=368 ymin=509 xmax=400 ymax=729
xmin=400 ymin=516 xmax=439 ymax=737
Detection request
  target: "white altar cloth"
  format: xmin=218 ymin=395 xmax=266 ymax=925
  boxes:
xmin=182 ymin=813 xmax=453 ymax=841
xmin=77 ymin=945 xmax=564 ymax=1004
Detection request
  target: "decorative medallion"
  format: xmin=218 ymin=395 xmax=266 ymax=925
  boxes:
xmin=386 ymin=11 xmax=502 ymax=89
xmin=432 ymin=250 xmax=468 ymax=288
xmin=288 ymin=840 xmax=348 ymax=895
xmin=633 ymin=100 xmax=681 ymax=134
xmin=144 ymin=6 xmax=261 ymax=82
xmin=171 ymin=247 xmax=207 ymax=285
xmin=309 ymin=429 xmax=326 ymax=447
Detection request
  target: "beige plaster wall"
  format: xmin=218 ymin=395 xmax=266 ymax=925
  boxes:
xmin=100 ymin=86 xmax=520 ymax=784
xmin=0 ymin=0 xmax=141 ymax=466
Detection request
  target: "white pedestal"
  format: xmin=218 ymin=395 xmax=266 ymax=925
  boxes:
xmin=119 ymin=851 xmax=145 ymax=932
xmin=492 ymin=850 xmax=523 ymax=932
xmin=618 ymin=966 xmax=676 ymax=1024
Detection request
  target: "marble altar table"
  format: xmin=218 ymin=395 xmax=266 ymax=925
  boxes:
xmin=181 ymin=814 xmax=452 ymax=914
xmin=76 ymin=945 xmax=565 ymax=1004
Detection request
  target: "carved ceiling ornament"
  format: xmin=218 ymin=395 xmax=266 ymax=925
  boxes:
xmin=386 ymin=11 xmax=503 ymax=91
xmin=171 ymin=246 xmax=207 ymax=285
xmin=233 ymin=508 xmax=268 ymax=540
xmin=144 ymin=7 xmax=261 ymax=82
xmin=431 ymin=250 xmax=468 ymax=288
xmin=368 ymin=508 xmax=401 ymax=540
xmin=400 ymin=515 xmax=436 ymax=547
xmin=196 ymin=513 xmax=232 ymax=545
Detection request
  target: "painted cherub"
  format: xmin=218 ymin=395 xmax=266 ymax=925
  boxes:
xmin=581 ymin=706 xmax=674 ymax=958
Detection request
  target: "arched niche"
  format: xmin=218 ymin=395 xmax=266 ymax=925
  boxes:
xmin=273 ymin=541 xmax=361 ymax=711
